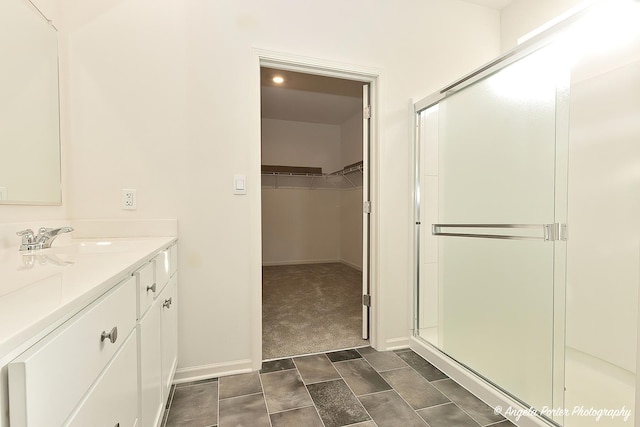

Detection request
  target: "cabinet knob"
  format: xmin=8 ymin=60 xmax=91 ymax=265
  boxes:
xmin=163 ymin=297 xmax=172 ymax=309
xmin=147 ymin=283 xmax=157 ymax=293
xmin=101 ymin=326 xmax=118 ymax=344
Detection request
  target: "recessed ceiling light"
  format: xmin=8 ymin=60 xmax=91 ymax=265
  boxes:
xmin=273 ymin=76 xmax=284 ymax=84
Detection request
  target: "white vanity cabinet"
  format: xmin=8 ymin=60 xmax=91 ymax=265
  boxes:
xmin=8 ymin=276 xmax=138 ymax=426
xmin=137 ymin=245 xmax=178 ymax=427
xmin=4 ymin=237 xmax=178 ymax=427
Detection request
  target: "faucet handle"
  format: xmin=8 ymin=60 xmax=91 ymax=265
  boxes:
xmin=17 ymin=229 xmax=37 ymax=251
xmin=17 ymin=229 xmax=35 ymax=242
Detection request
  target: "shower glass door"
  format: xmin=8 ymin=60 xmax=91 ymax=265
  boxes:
xmin=416 ymin=45 xmax=568 ymax=414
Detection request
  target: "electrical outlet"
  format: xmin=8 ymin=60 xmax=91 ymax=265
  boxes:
xmin=0 ymin=187 xmax=7 ymax=201
xmin=122 ymin=189 xmax=137 ymax=210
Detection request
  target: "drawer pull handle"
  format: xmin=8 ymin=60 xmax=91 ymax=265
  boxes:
xmin=101 ymin=326 xmax=118 ymax=344
xmin=163 ymin=297 xmax=172 ymax=309
xmin=147 ymin=283 xmax=157 ymax=293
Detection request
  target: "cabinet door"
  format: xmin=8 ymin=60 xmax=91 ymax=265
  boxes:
xmin=9 ymin=277 xmax=136 ymax=427
xmin=138 ymin=300 xmax=162 ymax=427
xmin=160 ymin=275 xmax=178 ymax=400
xmin=65 ymin=331 xmax=138 ymax=427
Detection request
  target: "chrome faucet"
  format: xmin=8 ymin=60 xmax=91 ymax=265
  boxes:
xmin=16 ymin=226 xmax=74 ymax=251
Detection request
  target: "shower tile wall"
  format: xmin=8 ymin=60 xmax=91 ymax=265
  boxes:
xmin=418 ymin=106 xmax=440 ymax=344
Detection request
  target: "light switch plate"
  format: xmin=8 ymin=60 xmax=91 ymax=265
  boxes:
xmin=0 ymin=187 xmax=7 ymax=201
xmin=233 ymin=174 xmax=247 ymax=195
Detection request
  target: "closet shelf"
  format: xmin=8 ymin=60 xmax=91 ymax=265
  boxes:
xmin=328 ymin=161 xmax=363 ymax=177
xmin=261 ymin=165 xmax=323 ymax=177
xmin=261 ymin=162 xmax=363 ymax=189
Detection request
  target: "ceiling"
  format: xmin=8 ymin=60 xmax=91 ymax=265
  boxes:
xmin=261 ymin=68 xmax=363 ymax=125
xmin=462 ymin=0 xmax=512 ymax=9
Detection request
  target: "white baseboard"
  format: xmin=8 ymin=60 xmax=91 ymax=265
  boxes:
xmin=262 ymin=259 xmax=340 ymax=267
xmin=173 ymin=359 xmax=253 ymax=384
xmin=340 ymin=260 xmax=363 ymax=271
xmin=410 ymin=337 xmax=553 ymax=427
xmin=383 ymin=337 xmax=411 ymax=351
xmin=261 ymin=259 xmax=365 ymax=270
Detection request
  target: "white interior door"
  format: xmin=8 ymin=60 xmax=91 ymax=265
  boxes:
xmin=362 ymin=83 xmax=370 ymax=340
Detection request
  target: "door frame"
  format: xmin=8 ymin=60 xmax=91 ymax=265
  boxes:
xmin=253 ymin=49 xmax=381 ymax=366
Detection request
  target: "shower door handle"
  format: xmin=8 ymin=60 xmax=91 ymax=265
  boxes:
xmin=432 ymin=223 xmax=566 ymax=241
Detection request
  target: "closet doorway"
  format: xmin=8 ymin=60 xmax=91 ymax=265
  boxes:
xmin=260 ymin=66 xmax=371 ymax=360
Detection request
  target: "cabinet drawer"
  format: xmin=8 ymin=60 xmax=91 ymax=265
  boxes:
xmin=134 ymin=260 xmax=156 ymax=319
xmin=154 ymin=249 xmax=170 ymax=294
xmin=9 ymin=277 xmax=136 ymax=427
xmin=65 ymin=330 xmax=138 ymax=427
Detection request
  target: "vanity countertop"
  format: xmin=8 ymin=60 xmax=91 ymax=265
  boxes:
xmin=0 ymin=236 xmax=176 ymax=360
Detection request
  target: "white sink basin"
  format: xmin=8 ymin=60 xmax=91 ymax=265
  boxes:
xmin=46 ymin=240 xmax=145 ymax=255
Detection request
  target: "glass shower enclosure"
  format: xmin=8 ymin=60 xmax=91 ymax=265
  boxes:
xmin=413 ymin=3 xmax=640 ymax=425
xmin=415 ymin=44 xmax=568 ymax=419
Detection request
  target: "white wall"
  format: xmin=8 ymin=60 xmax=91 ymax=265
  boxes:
xmin=261 ymin=119 xmax=341 ymax=173
xmin=500 ymin=0 xmax=585 ymax=51
xmin=341 ymin=111 xmax=363 ymax=168
xmin=340 ymin=189 xmax=363 ymax=270
xmin=260 ymin=119 xmax=342 ymax=266
xmin=60 ymin=0 xmax=500 ymax=373
xmin=262 ymin=115 xmax=362 ymax=269
xmin=262 ymin=188 xmax=340 ymax=265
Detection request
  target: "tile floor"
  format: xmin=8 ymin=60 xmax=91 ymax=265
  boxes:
xmin=162 ymin=347 xmax=517 ymax=427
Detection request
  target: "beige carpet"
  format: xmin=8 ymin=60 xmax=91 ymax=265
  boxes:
xmin=262 ymin=263 xmax=368 ymax=359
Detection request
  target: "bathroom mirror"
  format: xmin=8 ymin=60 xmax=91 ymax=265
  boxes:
xmin=0 ymin=0 xmax=61 ymax=205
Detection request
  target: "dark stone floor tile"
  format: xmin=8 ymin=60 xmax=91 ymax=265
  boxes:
xmin=175 ymin=377 xmax=218 ymax=388
xmin=334 ymin=359 xmax=392 ymax=396
xmin=293 ymin=353 xmax=341 ymax=384
xmin=218 ymin=393 xmax=270 ymax=427
xmin=396 ymin=351 xmax=448 ymax=381
xmin=357 ymin=347 xmax=408 ymax=371
xmin=348 ymin=422 xmax=378 ymax=427
xmin=380 ymin=367 xmax=450 ymax=409
xmin=326 ymin=348 xmax=363 ymax=362
xmin=261 ymin=369 xmax=313 ymax=413
xmin=165 ymin=381 xmax=218 ymax=427
xmin=393 ymin=348 xmax=412 ymax=354
xmin=261 ymin=358 xmax=295 ymax=374
xmin=307 ymin=379 xmax=371 ymax=427
xmin=417 ymin=402 xmax=481 ymax=427
xmin=219 ymin=372 xmax=262 ymax=399
xmin=357 ymin=346 xmax=375 ymax=354
xmin=359 ymin=390 xmax=428 ymax=427
xmin=433 ymin=379 xmax=504 ymax=425
xmin=269 ymin=406 xmax=324 ymax=427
